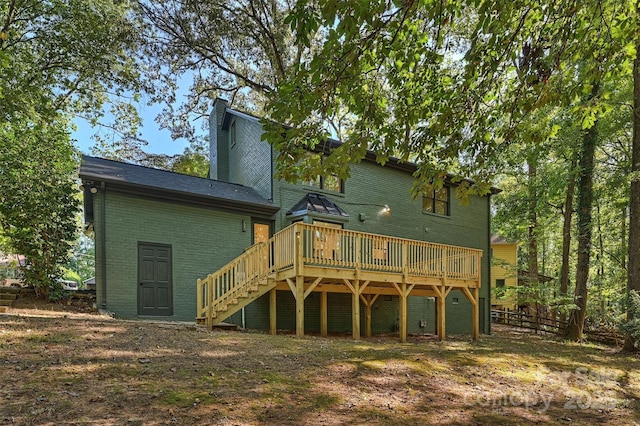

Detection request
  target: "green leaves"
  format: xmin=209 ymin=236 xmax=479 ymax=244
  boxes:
xmin=0 ymin=116 xmax=79 ymax=292
xmin=269 ymin=0 xmax=631 ymax=195
xmin=0 ymin=0 xmax=144 ymax=294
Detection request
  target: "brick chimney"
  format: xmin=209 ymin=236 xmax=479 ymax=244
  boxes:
xmin=208 ymin=98 xmax=228 ymax=181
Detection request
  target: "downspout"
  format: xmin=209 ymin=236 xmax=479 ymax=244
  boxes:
xmin=100 ymin=181 xmax=107 ymax=308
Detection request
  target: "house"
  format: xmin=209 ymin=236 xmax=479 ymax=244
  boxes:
xmin=80 ymin=99 xmax=496 ymax=340
xmin=490 ymin=235 xmax=518 ymax=311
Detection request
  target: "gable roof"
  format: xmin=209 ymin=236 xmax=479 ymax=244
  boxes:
xmin=79 ymin=155 xmax=279 ymax=215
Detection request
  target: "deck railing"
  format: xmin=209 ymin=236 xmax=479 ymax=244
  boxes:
xmin=197 ymin=223 xmax=482 ymax=321
xmin=296 ymin=223 xmax=481 ymax=281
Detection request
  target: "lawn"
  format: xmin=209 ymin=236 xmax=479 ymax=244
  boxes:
xmin=0 ymin=307 xmax=639 ymax=425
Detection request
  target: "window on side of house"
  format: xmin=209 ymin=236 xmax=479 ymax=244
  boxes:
xmin=302 ymin=155 xmax=344 ymax=193
xmin=496 ymin=278 xmax=506 ymax=288
xmin=422 ymin=186 xmax=450 ymax=216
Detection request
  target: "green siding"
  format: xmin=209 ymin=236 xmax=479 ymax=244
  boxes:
xmin=94 ymin=190 xmax=252 ymax=321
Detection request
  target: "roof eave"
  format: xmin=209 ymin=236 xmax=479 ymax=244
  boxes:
xmin=79 ymin=173 xmax=280 ymax=216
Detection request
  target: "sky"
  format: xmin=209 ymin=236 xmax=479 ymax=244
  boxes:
xmin=72 ymin=102 xmax=192 ymax=157
xmin=72 ymin=73 xmax=204 ymax=157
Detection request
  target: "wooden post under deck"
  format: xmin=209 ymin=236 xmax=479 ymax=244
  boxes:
xmin=295 ymin=275 xmax=305 ymax=337
xmin=437 ymin=293 xmax=446 ymax=341
xmin=399 ymin=282 xmax=408 ymax=343
xmin=269 ymin=288 xmax=277 ymax=335
xmin=472 ymin=287 xmax=479 ymax=340
xmin=352 ymin=280 xmax=360 ymax=340
xmin=461 ymin=286 xmax=480 ymax=341
xmin=363 ymin=295 xmax=376 ymax=338
xmin=320 ymin=291 xmax=328 ymax=337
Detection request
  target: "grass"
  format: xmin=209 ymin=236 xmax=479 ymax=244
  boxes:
xmin=0 ymin=313 xmax=639 ymax=425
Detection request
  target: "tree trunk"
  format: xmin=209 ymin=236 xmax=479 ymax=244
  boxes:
xmin=596 ymin=200 xmax=606 ymax=318
xmin=624 ymin=20 xmax=640 ymax=351
xmin=559 ymin=157 xmax=576 ymax=328
xmin=527 ymin=159 xmax=540 ymax=328
xmin=565 ymin=84 xmax=599 ymax=341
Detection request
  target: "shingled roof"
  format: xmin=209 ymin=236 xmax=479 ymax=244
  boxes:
xmin=79 ymin=155 xmax=279 ymax=215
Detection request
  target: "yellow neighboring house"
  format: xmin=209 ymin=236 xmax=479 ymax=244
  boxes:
xmin=490 ymin=235 xmax=518 ymax=310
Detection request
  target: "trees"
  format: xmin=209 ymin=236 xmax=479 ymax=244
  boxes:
xmin=0 ymin=118 xmax=78 ymax=294
xmin=260 ymin=0 xmax=637 ymax=342
xmin=624 ymin=20 xmax=640 ymax=350
xmin=136 ymin=0 xmax=303 ymax=143
xmin=0 ymin=0 xmax=144 ymax=293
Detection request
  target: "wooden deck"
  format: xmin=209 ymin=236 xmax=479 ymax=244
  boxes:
xmin=197 ymin=223 xmax=483 ymax=341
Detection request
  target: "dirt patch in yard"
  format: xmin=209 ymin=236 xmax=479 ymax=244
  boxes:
xmin=0 ymin=298 xmax=639 ymax=425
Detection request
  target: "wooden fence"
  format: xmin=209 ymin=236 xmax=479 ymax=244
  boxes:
xmin=491 ymin=308 xmax=624 ymax=346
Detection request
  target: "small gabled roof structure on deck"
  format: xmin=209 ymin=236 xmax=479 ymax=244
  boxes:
xmin=286 ymin=193 xmax=350 ymax=224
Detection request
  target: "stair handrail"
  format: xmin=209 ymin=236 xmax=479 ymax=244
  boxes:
xmin=196 ymin=225 xmax=296 ymax=322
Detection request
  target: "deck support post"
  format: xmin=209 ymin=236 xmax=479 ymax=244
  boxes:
xmin=392 ymin=282 xmax=413 ymax=343
xmin=295 ymin=276 xmax=304 ymax=337
xmin=461 ymin=286 xmax=480 ymax=341
xmin=269 ymin=288 xmax=277 ymax=335
xmin=359 ymin=294 xmax=379 ymax=338
xmin=472 ymin=287 xmax=479 ymax=340
xmin=437 ymin=293 xmax=446 ymax=341
xmin=365 ymin=302 xmax=372 ymax=338
xmin=320 ymin=291 xmax=328 ymax=337
xmin=399 ymin=282 xmax=408 ymax=343
xmin=352 ymin=280 xmax=360 ymax=340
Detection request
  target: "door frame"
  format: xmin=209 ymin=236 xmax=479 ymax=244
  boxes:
xmin=137 ymin=242 xmax=173 ymax=316
xmin=251 ymin=218 xmax=274 ymax=244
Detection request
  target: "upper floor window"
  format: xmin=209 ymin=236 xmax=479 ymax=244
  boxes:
xmin=496 ymin=278 xmax=506 ymax=288
xmin=303 ymin=174 xmax=343 ymax=193
xmin=422 ymin=187 xmax=450 ymax=216
xmin=302 ymin=155 xmax=344 ymax=193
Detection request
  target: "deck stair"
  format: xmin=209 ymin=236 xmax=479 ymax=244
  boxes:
xmin=197 ymin=240 xmax=280 ymax=326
